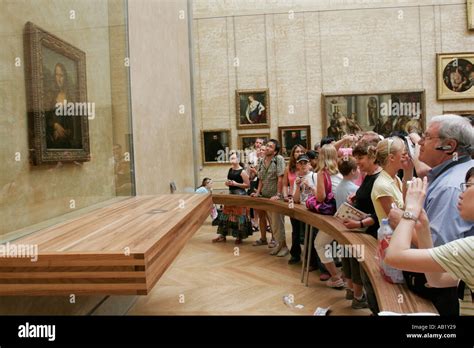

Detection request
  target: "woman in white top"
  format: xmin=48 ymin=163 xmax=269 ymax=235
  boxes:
xmin=386 ymin=167 xmax=474 ymax=295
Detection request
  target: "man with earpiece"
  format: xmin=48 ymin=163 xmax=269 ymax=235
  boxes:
xmin=389 ymin=114 xmax=474 ymax=315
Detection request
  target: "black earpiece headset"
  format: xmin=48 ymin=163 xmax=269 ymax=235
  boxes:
xmin=435 ymin=143 xmax=472 ymax=155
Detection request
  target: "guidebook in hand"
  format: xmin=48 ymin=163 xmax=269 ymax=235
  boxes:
xmin=334 ymin=202 xmax=369 ymax=232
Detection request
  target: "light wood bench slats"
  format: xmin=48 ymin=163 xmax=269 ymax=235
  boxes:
xmin=0 ymin=194 xmax=212 ymax=296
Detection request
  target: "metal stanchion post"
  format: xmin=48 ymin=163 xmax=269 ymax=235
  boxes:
xmin=300 ymin=223 xmax=309 ymax=283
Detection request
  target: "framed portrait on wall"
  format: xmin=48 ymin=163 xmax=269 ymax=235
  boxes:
xmin=468 ymin=0 xmax=473 ymax=30
xmin=24 ymin=22 xmax=91 ymax=165
xmin=278 ymin=126 xmax=311 ymax=158
xmin=322 ymin=91 xmax=425 ymax=140
xmin=436 ymin=53 xmax=474 ymax=100
xmin=201 ymin=129 xmax=231 ymax=165
xmin=236 ymin=89 xmax=270 ymax=129
xmin=237 ymin=133 xmax=270 ymax=152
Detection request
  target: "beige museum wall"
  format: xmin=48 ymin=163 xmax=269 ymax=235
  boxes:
xmin=128 ymin=0 xmax=196 ymax=194
xmin=109 ymin=0 xmax=133 ymax=159
xmin=0 ymin=0 xmax=135 ymax=315
xmin=193 ymin=0 xmax=474 ymax=189
xmin=0 ymin=0 xmax=117 ymax=240
xmin=0 ymin=0 xmax=196 ymax=316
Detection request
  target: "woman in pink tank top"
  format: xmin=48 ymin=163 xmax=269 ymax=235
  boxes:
xmin=282 ymin=145 xmax=307 ymax=261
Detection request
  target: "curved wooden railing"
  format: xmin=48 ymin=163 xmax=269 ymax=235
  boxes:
xmin=212 ymin=194 xmax=438 ymax=314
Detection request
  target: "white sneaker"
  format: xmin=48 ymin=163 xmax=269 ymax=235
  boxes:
xmin=327 ymin=277 xmax=345 ymax=288
xmin=276 ymin=247 xmax=289 ymax=257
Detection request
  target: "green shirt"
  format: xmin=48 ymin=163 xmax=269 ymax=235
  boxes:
xmin=257 ymin=155 xmax=286 ymax=198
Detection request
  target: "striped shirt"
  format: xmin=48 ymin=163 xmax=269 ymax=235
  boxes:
xmin=429 ymin=236 xmax=474 ymax=292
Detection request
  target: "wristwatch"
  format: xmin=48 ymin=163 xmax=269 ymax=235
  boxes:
xmin=402 ymin=211 xmax=418 ymax=222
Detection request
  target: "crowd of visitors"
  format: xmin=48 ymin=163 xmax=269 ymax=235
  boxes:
xmin=203 ymin=114 xmax=473 ymax=314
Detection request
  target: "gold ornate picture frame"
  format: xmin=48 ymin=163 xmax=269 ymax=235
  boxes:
xmin=322 ymin=90 xmax=425 ymax=140
xmin=278 ymin=125 xmax=311 ymax=158
xmin=436 ymin=52 xmax=474 ymax=100
xmin=201 ymin=129 xmax=231 ymax=165
xmin=236 ymin=89 xmax=270 ymax=129
xmin=237 ymin=133 xmax=270 ymax=152
xmin=24 ymin=22 xmax=91 ymax=165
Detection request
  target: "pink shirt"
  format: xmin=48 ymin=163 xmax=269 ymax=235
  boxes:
xmin=288 ymin=170 xmax=297 ymax=194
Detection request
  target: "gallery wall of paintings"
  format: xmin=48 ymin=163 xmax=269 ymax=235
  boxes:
xmin=0 ymin=0 xmax=134 ymax=239
xmin=194 ymin=1 xmax=474 ymax=188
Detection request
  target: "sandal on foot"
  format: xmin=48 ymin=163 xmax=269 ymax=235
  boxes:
xmin=212 ymin=236 xmax=226 ymax=243
xmin=268 ymin=240 xmax=278 ymax=248
xmin=252 ymin=238 xmax=268 ymax=246
xmin=270 ymin=245 xmax=282 ymax=256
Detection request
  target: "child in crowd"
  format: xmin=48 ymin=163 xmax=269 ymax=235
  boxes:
xmin=314 ymin=144 xmax=344 ymax=288
xmin=335 ymin=157 xmax=367 ymax=308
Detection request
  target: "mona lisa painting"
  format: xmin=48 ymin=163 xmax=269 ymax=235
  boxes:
xmin=24 ymin=22 xmax=90 ymax=165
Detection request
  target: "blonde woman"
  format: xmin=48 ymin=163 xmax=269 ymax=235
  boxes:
xmin=371 ymin=137 xmax=414 ymax=225
xmin=314 ymin=144 xmax=344 ymax=288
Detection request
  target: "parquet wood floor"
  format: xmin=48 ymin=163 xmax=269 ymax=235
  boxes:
xmin=128 ymin=218 xmax=371 ymax=316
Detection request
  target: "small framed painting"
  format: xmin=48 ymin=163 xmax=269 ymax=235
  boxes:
xmin=437 ymin=52 xmax=474 ymax=100
xmin=236 ymin=89 xmax=270 ymax=129
xmin=237 ymin=133 xmax=270 ymax=152
xmin=278 ymin=125 xmax=311 ymax=158
xmin=201 ymin=129 xmax=231 ymax=165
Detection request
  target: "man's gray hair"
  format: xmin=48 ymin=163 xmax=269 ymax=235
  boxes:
xmin=429 ymin=114 xmax=474 ymax=150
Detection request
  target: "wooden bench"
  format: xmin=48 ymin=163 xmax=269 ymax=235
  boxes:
xmin=0 ymin=194 xmax=212 ymax=296
xmin=211 ymin=194 xmax=438 ymax=314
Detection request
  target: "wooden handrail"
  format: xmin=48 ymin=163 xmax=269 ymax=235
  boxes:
xmin=212 ymin=193 xmax=438 ymax=314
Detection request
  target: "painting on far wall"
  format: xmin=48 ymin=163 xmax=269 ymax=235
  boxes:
xmin=437 ymin=52 xmax=474 ymax=100
xmin=236 ymin=89 xmax=270 ymax=129
xmin=468 ymin=0 xmax=473 ymax=30
xmin=24 ymin=22 xmax=91 ymax=165
xmin=237 ymin=134 xmax=270 ymax=152
xmin=201 ymin=129 xmax=231 ymax=165
xmin=322 ymin=91 xmax=425 ymax=140
xmin=278 ymin=126 xmax=311 ymax=158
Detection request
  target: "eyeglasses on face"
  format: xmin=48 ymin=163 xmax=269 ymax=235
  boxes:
xmin=420 ymin=132 xmax=443 ymax=141
xmin=460 ymin=182 xmax=474 ymax=192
